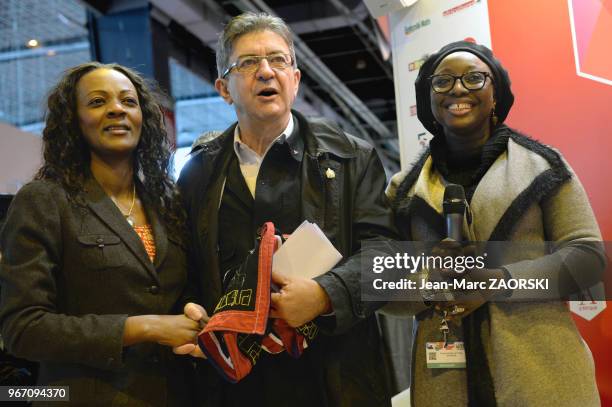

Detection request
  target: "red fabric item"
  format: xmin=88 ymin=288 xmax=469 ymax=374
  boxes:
xmin=198 ymin=222 xmax=317 ymax=383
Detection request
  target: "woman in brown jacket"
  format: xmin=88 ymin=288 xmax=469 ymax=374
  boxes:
xmin=0 ymin=62 xmax=200 ymax=405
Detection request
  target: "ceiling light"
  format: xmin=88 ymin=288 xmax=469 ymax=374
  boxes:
xmin=27 ymin=39 xmax=39 ymax=48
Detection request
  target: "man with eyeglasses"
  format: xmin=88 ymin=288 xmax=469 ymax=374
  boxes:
xmin=177 ymin=11 xmax=396 ymax=407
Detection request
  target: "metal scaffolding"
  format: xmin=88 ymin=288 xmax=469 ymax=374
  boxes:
xmin=0 ymin=0 xmax=91 ymax=129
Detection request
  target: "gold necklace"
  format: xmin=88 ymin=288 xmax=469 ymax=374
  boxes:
xmin=113 ymin=184 xmax=136 ymax=226
xmin=125 ymin=183 xmax=136 ymax=226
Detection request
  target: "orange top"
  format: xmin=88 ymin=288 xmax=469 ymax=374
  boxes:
xmin=134 ymin=224 xmax=156 ymax=262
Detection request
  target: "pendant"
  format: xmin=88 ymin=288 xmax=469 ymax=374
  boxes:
xmin=126 ymin=216 xmax=135 ymax=227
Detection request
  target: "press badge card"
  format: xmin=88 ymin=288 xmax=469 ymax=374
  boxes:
xmin=425 ymin=342 xmax=466 ymax=369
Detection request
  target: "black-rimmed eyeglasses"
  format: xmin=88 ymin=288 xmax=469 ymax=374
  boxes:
xmin=428 ymin=71 xmax=492 ymax=94
xmin=221 ymin=53 xmax=294 ymax=79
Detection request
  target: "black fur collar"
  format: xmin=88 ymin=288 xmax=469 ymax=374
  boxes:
xmin=489 ymin=132 xmax=571 ymax=240
xmin=393 ymin=127 xmax=571 ymax=241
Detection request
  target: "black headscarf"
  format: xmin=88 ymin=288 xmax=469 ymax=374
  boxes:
xmin=415 ymin=41 xmax=514 ymax=136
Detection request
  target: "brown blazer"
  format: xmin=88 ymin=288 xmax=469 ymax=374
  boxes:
xmin=0 ymin=178 xmax=193 ymax=406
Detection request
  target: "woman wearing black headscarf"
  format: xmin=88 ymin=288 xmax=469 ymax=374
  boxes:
xmin=386 ymin=41 xmax=604 ymax=406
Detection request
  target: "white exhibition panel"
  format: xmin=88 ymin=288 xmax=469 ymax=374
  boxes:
xmin=390 ymin=0 xmax=492 ymax=169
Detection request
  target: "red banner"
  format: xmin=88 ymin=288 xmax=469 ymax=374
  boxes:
xmin=488 ymin=1 xmax=612 ymax=404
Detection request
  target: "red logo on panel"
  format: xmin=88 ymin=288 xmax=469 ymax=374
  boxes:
xmin=568 ymin=0 xmax=612 ymax=85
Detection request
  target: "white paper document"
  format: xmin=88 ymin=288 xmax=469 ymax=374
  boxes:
xmin=272 ymin=221 xmax=343 ymax=279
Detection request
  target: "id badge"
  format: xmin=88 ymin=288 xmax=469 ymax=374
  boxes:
xmin=425 ymin=341 xmax=466 ymax=368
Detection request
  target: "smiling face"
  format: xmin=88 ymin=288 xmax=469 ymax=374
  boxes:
xmin=215 ymin=30 xmax=300 ymax=128
xmin=76 ymin=68 xmax=143 ymax=161
xmin=430 ymin=51 xmax=495 ymax=142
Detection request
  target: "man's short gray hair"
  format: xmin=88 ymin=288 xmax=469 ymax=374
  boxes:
xmin=216 ymin=12 xmax=297 ymax=78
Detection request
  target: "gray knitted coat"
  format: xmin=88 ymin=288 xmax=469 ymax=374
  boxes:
xmin=384 ymin=132 xmax=604 ymax=407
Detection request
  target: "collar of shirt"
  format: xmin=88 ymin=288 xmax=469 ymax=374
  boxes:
xmin=233 ymin=114 xmax=300 ymax=166
xmin=231 ymin=114 xmax=303 ymax=198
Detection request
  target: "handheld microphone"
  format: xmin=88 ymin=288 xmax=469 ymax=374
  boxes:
xmin=443 ymin=184 xmax=466 ymax=241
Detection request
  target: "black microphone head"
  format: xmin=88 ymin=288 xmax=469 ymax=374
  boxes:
xmin=443 ymin=184 xmax=466 ymax=214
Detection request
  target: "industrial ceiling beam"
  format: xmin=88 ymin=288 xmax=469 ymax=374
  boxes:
xmin=327 ymin=0 xmax=392 ymax=80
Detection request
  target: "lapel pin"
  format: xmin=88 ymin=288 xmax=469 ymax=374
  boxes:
xmin=325 ymin=168 xmax=335 ymax=179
